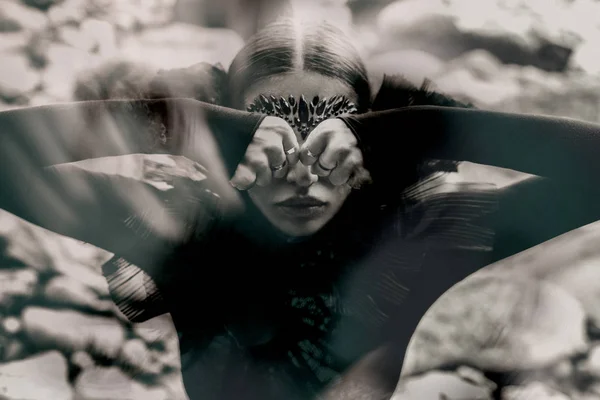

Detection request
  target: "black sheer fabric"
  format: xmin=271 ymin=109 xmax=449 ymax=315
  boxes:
xmin=3 ymin=65 xmax=600 ymax=399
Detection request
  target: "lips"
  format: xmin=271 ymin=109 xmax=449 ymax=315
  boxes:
xmin=275 ymin=197 xmax=327 ymax=208
xmin=275 ymin=196 xmax=329 ymax=219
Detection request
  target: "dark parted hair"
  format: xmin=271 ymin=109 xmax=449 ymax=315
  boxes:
xmin=226 ymin=19 xmax=372 ymax=112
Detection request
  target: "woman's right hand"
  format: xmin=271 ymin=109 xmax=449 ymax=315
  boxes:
xmin=230 ymin=116 xmax=300 ymax=190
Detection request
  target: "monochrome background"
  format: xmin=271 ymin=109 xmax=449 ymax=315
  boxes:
xmin=1 ymin=0 xmax=600 ymax=399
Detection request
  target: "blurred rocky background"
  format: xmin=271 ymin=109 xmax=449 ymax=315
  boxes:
xmin=2 ymin=0 xmax=600 ymax=399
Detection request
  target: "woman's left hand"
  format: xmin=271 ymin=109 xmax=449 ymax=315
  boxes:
xmin=299 ymin=118 xmax=364 ymax=186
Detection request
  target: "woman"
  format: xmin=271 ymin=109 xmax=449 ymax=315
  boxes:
xmin=2 ymin=19 xmax=600 ymax=400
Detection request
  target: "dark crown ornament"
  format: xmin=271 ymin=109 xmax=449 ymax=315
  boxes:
xmin=247 ymin=94 xmax=358 ymax=139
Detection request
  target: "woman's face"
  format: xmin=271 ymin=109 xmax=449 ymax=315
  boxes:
xmin=242 ymin=71 xmax=359 ymax=237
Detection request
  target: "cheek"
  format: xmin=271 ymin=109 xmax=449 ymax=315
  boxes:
xmin=248 ymin=186 xmax=274 ymax=209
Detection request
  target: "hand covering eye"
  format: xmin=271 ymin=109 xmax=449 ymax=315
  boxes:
xmin=246 ymin=94 xmax=358 ymax=140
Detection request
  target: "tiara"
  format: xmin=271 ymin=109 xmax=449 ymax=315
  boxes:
xmin=246 ymin=94 xmax=358 ymax=139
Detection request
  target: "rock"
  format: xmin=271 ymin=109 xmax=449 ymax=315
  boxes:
xmin=22 ymin=0 xmax=64 ymax=11
xmin=134 ymin=313 xmax=177 ymax=349
xmin=0 ymin=32 xmax=30 ymax=52
xmin=433 ymin=66 xmax=521 ymax=107
xmin=2 ymin=316 xmax=22 ymax=334
xmin=368 ymin=49 xmax=446 ymax=87
xmin=291 ymin=0 xmax=352 ymax=31
xmin=26 ymin=31 xmax=52 ymax=69
xmin=119 ymin=339 xmax=165 ymax=377
xmin=392 ymin=370 xmax=495 ymax=400
xmin=74 ymin=366 xmax=168 ymax=400
xmin=0 ymin=268 xmax=37 ymax=305
xmin=47 ymin=0 xmax=87 ymax=26
xmin=456 ymin=366 xmax=497 ymax=391
xmin=0 ymin=336 xmax=28 ymax=361
xmin=71 ymin=350 xmax=95 ymax=370
xmin=0 ymin=53 xmax=40 ymax=101
xmin=133 ymin=314 xmax=181 ymax=372
xmin=79 ymin=18 xmax=117 ymax=56
xmin=28 ymin=93 xmax=60 ymax=107
xmin=508 ymin=65 xmax=566 ymax=93
xmin=86 ymin=0 xmax=176 ymax=31
xmin=58 ymin=25 xmax=97 ymax=52
xmin=577 ymin=344 xmax=600 ymax=379
xmin=502 ymin=382 xmax=570 ymax=400
xmin=0 ymin=210 xmax=112 ymax=295
xmin=43 ymin=275 xmax=114 ymax=313
xmin=22 ymin=307 xmax=125 ymax=358
xmin=402 ymin=275 xmax=588 ymax=377
xmin=445 ymin=50 xmax=504 ymax=82
xmin=376 ymin=0 xmax=578 ymax=72
xmin=0 ymin=351 xmax=72 ymax=400
xmin=42 ymin=44 xmax=103 ymax=100
xmin=119 ymin=23 xmax=244 ymax=71
xmin=542 ymin=260 xmax=600 ymax=330
xmin=0 ymin=0 xmax=49 ymax=32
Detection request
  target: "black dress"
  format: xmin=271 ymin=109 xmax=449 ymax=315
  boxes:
xmin=1 ymin=69 xmax=600 ymax=400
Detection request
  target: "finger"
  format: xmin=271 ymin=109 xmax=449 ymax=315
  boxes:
xmin=284 ymin=144 xmax=300 ymax=166
xmin=279 ymin=125 xmax=300 ymax=166
xmin=247 ymin=152 xmax=272 ymax=187
xmin=313 ymin=140 xmax=353 ymax=177
xmin=263 ymin=144 xmax=288 ymax=179
xmin=299 ymin=126 xmax=332 ymax=166
xmin=230 ymin=163 xmax=257 ymax=191
xmin=329 ymin=150 xmax=363 ymax=186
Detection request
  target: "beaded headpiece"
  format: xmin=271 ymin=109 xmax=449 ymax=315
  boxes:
xmin=246 ymin=94 xmax=358 ymax=139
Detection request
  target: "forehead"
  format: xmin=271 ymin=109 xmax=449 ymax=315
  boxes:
xmin=242 ymin=71 xmax=358 ymax=107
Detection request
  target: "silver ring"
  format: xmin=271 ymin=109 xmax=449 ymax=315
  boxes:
xmin=318 ymin=159 xmax=335 ymax=172
xmin=271 ymin=161 xmax=287 ymax=172
xmin=306 ymin=149 xmax=317 ymax=159
xmin=285 ymin=147 xmax=297 ymax=155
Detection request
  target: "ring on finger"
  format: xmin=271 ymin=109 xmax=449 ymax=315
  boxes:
xmin=285 ymin=147 xmax=297 ymax=155
xmin=317 ymin=159 xmax=336 ymax=172
xmin=305 ymin=149 xmax=317 ymax=159
xmin=271 ymin=160 xmax=288 ymax=172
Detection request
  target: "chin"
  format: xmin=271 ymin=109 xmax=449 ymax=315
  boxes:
xmin=275 ymin=220 xmax=327 ymax=238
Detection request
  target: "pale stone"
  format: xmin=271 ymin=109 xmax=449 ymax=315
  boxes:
xmin=43 ymin=275 xmax=114 ymax=312
xmin=120 ymin=338 xmax=164 ymax=376
xmin=392 ymin=370 xmax=494 ymax=400
xmin=119 ymin=23 xmax=244 ymax=70
xmin=376 ymin=0 xmax=577 ymax=72
xmin=0 ymin=209 xmax=112 ymax=295
xmin=402 ymin=275 xmax=588 ymax=377
xmin=22 ymin=307 xmax=125 ymax=358
xmin=71 ymin=351 xmax=95 ymax=370
xmin=2 ymin=316 xmax=21 ymax=334
xmin=0 ymin=0 xmax=49 ymax=32
xmin=502 ymin=382 xmax=570 ymax=400
xmin=0 ymin=32 xmax=29 ymax=51
xmin=42 ymin=44 xmax=103 ymax=100
xmin=74 ymin=366 xmax=169 ymax=400
xmin=0 ymin=54 xmax=40 ymax=100
xmin=47 ymin=0 xmax=87 ymax=26
xmin=0 ymin=351 xmax=73 ymax=400
xmin=369 ymin=49 xmax=446 ymax=87
xmin=0 ymin=268 xmax=37 ymax=304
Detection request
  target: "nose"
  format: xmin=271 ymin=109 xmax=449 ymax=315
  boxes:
xmin=286 ymin=162 xmax=318 ymax=187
